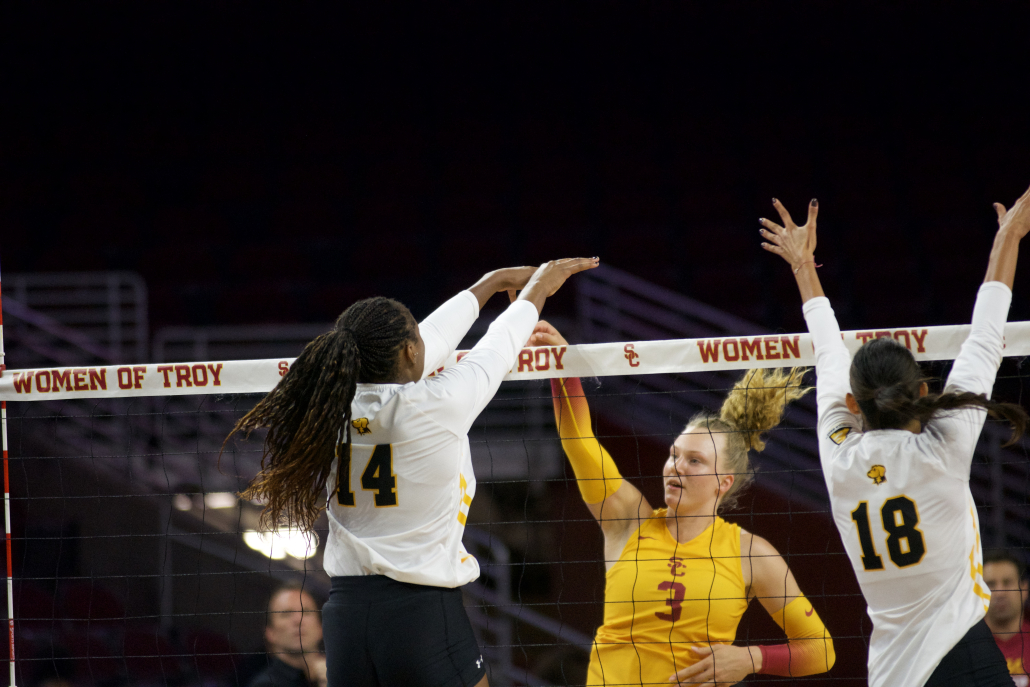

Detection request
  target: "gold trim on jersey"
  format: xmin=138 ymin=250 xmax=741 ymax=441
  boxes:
xmin=457 ymin=473 xmax=473 ymax=525
xmin=968 ymin=503 xmax=991 ymax=611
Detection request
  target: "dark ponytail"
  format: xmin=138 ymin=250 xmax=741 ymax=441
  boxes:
xmin=227 ymin=297 xmax=416 ymax=531
xmin=850 ymin=337 xmax=1028 ymax=447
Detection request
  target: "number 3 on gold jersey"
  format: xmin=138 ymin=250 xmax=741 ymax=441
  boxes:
xmin=851 ymin=496 xmax=926 ymax=571
xmin=337 ymin=444 xmax=397 ymax=507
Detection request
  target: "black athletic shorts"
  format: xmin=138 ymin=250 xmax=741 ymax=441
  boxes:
xmin=322 ymin=575 xmax=486 ymax=687
xmin=924 ymin=619 xmax=1012 ymax=687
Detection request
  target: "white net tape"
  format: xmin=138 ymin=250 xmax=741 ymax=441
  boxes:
xmin=4 ymin=321 xmax=1030 ymax=401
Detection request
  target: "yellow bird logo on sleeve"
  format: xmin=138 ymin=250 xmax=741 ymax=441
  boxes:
xmin=351 ymin=418 xmax=371 ymax=435
xmin=867 ymin=465 xmax=887 ymax=485
xmin=828 ymin=425 xmax=852 ymax=445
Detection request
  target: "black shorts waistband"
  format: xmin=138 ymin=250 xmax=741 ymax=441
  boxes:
xmin=329 ymin=574 xmax=460 ymax=596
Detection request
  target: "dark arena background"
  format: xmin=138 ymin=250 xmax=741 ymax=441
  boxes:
xmin=2 ymin=2 xmax=1030 ymax=686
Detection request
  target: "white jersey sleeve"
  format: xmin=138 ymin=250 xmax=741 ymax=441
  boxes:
xmin=419 ymin=290 xmax=480 ymax=376
xmin=421 ymin=300 xmax=539 ymax=435
xmin=923 ymin=281 xmax=1012 ymax=479
xmin=802 ymin=296 xmax=863 ymax=455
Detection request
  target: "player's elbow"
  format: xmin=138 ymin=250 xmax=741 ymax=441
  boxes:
xmin=821 ymin=635 xmax=836 ymax=672
xmin=791 ymin=634 xmax=835 ymax=676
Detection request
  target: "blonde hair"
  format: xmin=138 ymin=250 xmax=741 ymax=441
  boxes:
xmin=685 ymin=368 xmax=811 ymax=511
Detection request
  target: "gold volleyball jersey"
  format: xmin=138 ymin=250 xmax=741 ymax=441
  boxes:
xmin=588 ymin=512 xmax=748 ymax=686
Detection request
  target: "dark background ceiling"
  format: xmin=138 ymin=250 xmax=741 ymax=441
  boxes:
xmin=3 ymin=1 xmax=1029 ymax=334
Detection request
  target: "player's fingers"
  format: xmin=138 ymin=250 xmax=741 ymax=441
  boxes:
xmin=562 ymin=257 xmax=601 ymax=274
xmin=758 ymin=227 xmax=781 ymax=245
xmin=807 ymin=198 xmax=819 ymax=226
xmin=759 ymin=217 xmax=785 ymax=235
xmin=772 ymin=198 xmax=795 ymax=227
xmin=670 ymin=666 xmax=700 ymax=682
xmin=672 ymin=653 xmax=712 ymax=683
xmin=994 ymin=203 xmax=1008 ymax=222
xmin=761 ymin=242 xmax=785 ymax=256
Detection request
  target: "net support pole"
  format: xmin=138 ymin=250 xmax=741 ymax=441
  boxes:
xmin=0 ymin=260 xmax=14 ymax=687
xmin=2 ymin=401 xmax=10 ymax=687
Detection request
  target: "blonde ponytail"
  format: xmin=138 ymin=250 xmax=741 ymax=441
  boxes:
xmin=687 ymin=368 xmax=811 ymax=511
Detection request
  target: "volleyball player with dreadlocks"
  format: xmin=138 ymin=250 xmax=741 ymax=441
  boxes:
xmin=761 ymin=185 xmax=1030 ymax=687
xmin=228 ymin=258 xmax=598 ymax=687
xmin=529 ymin=325 xmax=836 ymax=686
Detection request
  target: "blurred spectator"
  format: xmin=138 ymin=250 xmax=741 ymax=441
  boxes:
xmin=983 ymin=549 xmax=1030 ymax=686
xmin=248 ymin=584 xmax=326 ymax=687
xmin=33 ymin=680 xmax=73 ymax=687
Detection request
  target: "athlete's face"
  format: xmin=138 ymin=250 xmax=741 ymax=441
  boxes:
xmin=266 ymin=589 xmax=323 ymax=655
xmin=395 ymin=318 xmax=426 ymax=383
xmin=663 ymin=428 xmax=733 ymax=514
xmin=410 ymin=324 xmax=426 ymax=380
xmin=984 ymin=561 xmax=1028 ymax=627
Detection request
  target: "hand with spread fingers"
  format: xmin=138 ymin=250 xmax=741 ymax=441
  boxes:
xmin=669 ymin=644 xmax=760 ymax=686
xmin=760 ymin=198 xmax=825 ymax=303
xmin=759 ymin=198 xmax=818 ymax=272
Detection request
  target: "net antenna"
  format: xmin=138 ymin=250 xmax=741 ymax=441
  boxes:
xmin=0 ymin=259 xmax=14 ymax=687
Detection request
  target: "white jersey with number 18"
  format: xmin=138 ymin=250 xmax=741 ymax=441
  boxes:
xmin=323 ymin=291 xmax=538 ymax=588
xmin=804 ymin=281 xmax=1012 ymax=687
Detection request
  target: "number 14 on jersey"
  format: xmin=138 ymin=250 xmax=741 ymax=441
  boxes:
xmin=338 ymin=444 xmax=398 ymax=507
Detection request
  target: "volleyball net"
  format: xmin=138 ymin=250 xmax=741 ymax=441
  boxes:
xmin=3 ymin=323 xmax=1030 ymax=686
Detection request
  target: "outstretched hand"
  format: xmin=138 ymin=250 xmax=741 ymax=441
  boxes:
xmin=669 ymin=644 xmax=759 ymax=686
xmin=518 ymin=258 xmax=600 ymax=314
xmin=994 ymin=183 xmax=1030 ymax=239
xmin=759 ymin=198 xmax=819 ymax=271
xmin=760 ymin=198 xmax=825 ymax=303
xmin=984 ymin=181 xmax=1030 ymax=288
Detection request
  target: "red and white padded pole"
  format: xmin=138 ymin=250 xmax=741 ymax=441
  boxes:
xmin=0 ymin=259 xmax=15 ymax=686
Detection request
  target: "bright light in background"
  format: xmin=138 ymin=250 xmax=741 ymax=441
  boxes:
xmin=243 ymin=529 xmax=318 ymax=560
xmin=204 ymin=492 xmax=237 ymax=509
xmin=173 ymin=494 xmax=193 ymax=511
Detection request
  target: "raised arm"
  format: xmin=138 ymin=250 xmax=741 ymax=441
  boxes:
xmin=761 ymin=199 xmax=859 ymax=439
xmin=948 ymin=183 xmax=1030 ymax=397
xmin=421 ymin=266 xmax=540 ymax=375
xmin=672 ymin=533 xmax=835 ymax=685
xmin=530 ymin=321 xmax=651 ymax=537
xmin=931 ymin=184 xmax=1030 ymax=469
xmin=426 ymin=260 xmax=599 ymax=436
xmin=984 ymin=182 xmax=1030 ymax=288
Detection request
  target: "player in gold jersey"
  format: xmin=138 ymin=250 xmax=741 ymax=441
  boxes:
xmin=531 ymin=323 xmax=835 ymax=686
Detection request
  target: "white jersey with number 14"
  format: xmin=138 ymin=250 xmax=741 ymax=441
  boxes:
xmin=323 ymin=291 xmax=538 ymax=588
